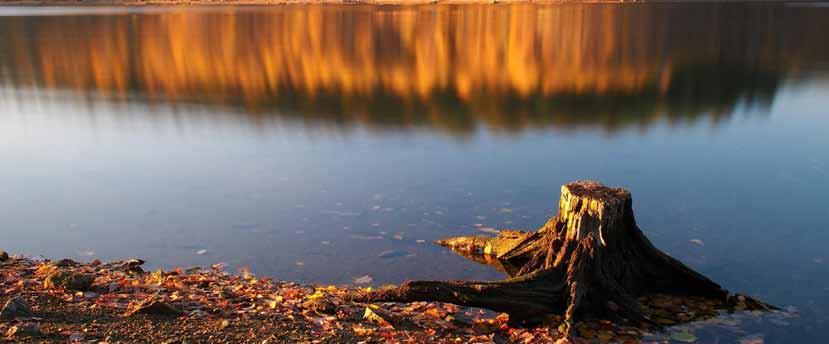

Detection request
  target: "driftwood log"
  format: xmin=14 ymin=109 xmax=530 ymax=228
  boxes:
xmin=351 ymin=181 xmax=770 ymax=335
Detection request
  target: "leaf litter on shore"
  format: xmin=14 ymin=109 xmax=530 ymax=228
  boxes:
xmin=0 ymin=255 xmax=802 ymax=343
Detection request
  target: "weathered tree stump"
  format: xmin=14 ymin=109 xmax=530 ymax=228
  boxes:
xmin=350 ymin=181 xmax=770 ymax=336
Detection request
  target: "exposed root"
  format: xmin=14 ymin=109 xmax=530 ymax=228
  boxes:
xmin=355 ymin=181 xmax=774 ymax=334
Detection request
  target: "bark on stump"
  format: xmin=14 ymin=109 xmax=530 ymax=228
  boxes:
xmin=350 ymin=181 xmax=768 ymax=335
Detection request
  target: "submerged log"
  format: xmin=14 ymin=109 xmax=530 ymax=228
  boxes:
xmin=350 ymin=181 xmax=771 ymax=335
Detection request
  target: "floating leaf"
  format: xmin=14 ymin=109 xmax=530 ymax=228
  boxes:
xmin=671 ymin=331 xmax=698 ymax=343
xmin=350 ymin=235 xmax=384 ymax=240
xmin=353 ymin=275 xmax=373 ymax=284
xmin=476 ymin=227 xmax=499 ymax=234
xmin=738 ymin=334 xmax=764 ymax=344
xmin=377 ymin=250 xmax=408 ymax=259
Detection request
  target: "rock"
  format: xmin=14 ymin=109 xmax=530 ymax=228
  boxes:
xmin=117 ymin=259 xmax=145 ymax=274
xmin=125 ymin=258 xmax=145 ymax=266
xmin=0 ymin=250 xmax=8 ymax=262
xmin=81 ymin=291 xmax=100 ymax=300
xmin=0 ymin=296 xmax=31 ymax=319
xmin=50 ymin=258 xmax=79 ymax=268
xmin=43 ymin=271 xmax=96 ymax=291
xmin=303 ymin=299 xmax=337 ymax=314
xmin=99 ymin=259 xmax=144 ymax=273
xmin=128 ymin=298 xmax=182 ymax=317
xmin=5 ymin=323 xmax=41 ymax=338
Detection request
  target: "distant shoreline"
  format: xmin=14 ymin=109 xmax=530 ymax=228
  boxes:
xmin=0 ymin=0 xmax=819 ymax=6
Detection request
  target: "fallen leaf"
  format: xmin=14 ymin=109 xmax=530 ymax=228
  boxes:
xmin=363 ymin=307 xmax=392 ymax=328
xmin=306 ymin=291 xmax=325 ymax=301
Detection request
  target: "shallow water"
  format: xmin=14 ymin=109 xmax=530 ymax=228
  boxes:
xmin=0 ymin=3 xmax=827 ymax=342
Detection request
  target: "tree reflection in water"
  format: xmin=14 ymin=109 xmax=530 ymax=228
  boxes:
xmin=1 ymin=4 xmax=827 ymax=135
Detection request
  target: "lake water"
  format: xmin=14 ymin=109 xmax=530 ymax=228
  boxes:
xmin=1 ymin=3 xmax=827 ymax=342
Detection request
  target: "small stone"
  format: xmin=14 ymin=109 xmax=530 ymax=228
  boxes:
xmin=105 ymin=259 xmax=145 ymax=274
xmin=128 ymin=298 xmax=182 ymax=317
xmin=50 ymin=258 xmax=79 ymax=267
xmin=0 ymin=296 xmax=31 ymax=319
xmin=82 ymin=291 xmax=99 ymax=300
xmin=44 ymin=271 xmax=95 ymax=291
xmin=6 ymin=323 xmax=41 ymax=338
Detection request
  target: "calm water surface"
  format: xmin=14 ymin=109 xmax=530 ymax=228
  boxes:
xmin=0 ymin=3 xmax=828 ymax=342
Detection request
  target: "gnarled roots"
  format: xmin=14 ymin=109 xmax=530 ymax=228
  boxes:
xmin=349 ymin=181 xmax=771 ymax=337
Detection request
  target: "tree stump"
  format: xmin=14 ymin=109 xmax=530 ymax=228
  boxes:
xmin=350 ymin=181 xmax=770 ymax=335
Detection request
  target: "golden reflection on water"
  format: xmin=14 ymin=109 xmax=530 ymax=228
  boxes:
xmin=1 ymin=4 xmax=828 ymax=133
